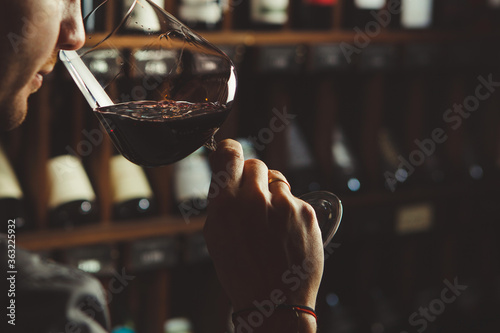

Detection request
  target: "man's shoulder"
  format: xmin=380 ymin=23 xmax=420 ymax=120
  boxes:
xmin=0 ymin=234 xmax=110 ymax=332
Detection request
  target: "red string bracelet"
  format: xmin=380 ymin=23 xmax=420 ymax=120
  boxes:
xmin=232 ymin=304 xmax=317 ymax=322
xmin=276 ymin=304 xmax=317 ymax=321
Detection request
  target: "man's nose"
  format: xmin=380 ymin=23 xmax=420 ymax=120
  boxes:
xmin=57 ymin=1 xmax=86 ymax=50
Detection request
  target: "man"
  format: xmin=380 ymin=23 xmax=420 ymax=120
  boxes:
xmin=0 ymin=1 xmax=324 ymax=332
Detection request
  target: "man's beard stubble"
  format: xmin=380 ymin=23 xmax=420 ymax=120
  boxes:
xmin=1 ymin=51 xmax=59 ymax=132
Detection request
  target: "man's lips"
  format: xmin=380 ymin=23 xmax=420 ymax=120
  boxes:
xmin=31 ymin=73 xmax=44 ymax=92
xmin=31 ymin=69 xmax=53 ymax=93
xmin=30 ymin=52 xmax=57 ymax=94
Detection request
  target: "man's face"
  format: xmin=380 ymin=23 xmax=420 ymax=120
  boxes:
xmin=0 ymin=0 xmax=85 ymax=131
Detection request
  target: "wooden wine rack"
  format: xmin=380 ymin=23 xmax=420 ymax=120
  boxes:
xmin=4 ymin=0 xmax=500 ymax=332
xmin=13 ymin=0 xmax=498 ymax=249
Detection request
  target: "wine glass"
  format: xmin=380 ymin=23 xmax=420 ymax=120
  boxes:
xmin=60 ymin=0 xmax=342 ymax=247
xmin=61 ymin=0 xmax=236 ymax=166
xmin=300 ymin=191 xmax=343 ymax=247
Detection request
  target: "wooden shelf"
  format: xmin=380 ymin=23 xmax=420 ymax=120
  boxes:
xmin=200 ymin=30 xmax=496 ymax=45
xmin=17 ymin=215 xmax=205 ymax=251
xmin=16 ymin=180 xmax=499 ymax=252
xmin=84 ymin=30 xmax=497 ymax=48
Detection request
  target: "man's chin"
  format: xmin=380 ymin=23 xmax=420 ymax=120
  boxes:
xmin=0 ymin=98 xmax=28 ymax=132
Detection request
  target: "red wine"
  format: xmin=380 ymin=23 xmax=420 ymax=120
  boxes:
xmin=95 ymin=100 xmax=230 ymax=167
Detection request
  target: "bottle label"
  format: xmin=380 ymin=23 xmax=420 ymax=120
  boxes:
xmin=312 ymin=44 xmax=349 ymax=70
xmin=47 ymin=155 xmax=96 ymax=209
xmin=0 ymin=145 xmax=22 ymax=199
xmin=83 ymin=49 xmax=122 ymax=80
xmin=251 ymin=0 xmax=289 ymax=25
xmin=164 ymin=318 xmax=193 ymax=333
xmin=123 ymin=0 xmax=165 ymax=31
xmin=130 ymin=237 xmax=179 ymax=270
xmin=488 ymin=0 xmax=500 ymax=7
xmin=354 ymin=0 xmax=385 ymax=10
xmin=110 ymin=154 xmax=153 ymax=203
xmin=259 ymin=46 xmax=298 ymax=72
xmin=401 ymin=0 xmax=433 ymax=28
xmin=179 ymin=0 xmax=222 ymax=25
xmin=174 ymin=148 xmax=211 ymax=202
xmin=131 ymin=49 xmax=178 ymax=78
xmin=66 ymin=245 xmax=116 ymax=276
xmin=396 ymin=203 xmax=434 ymax=234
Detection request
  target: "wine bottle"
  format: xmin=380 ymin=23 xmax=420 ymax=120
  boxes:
xmin=173 ymin=148 xmax=211 ymax=221
xmin=403 ymin=44 xmax=448 ymax=186
xmin=250 ymin=0 xmax=290 ymax=30
xmin=47 ymin=152 xmax=97 ymax=229
xmin=441 ymin=44 xmax=488 ymax=183
xmin=330 ymin=125 xmax=364 ymax=194
xmin=286 ymin=120 xmax=322 ymax=196
xmin=110 ymin=150 xmax=156 ymax=220
xmin=347 ymin=0 xmax=386 ymax=28
xmin=81 ymin=0 xmax=106 ymax=32
xmin=293 ymin=0 xmax=336 ymax=30
xmin=461 ymin=127 xmax=487 ymax=183
xmin=0 ymin=143 xmax=28 ymax=231
xmin=434 ymin=0 xmax=469 ymax=30
xmin=47 ymin=103 xmax=97 ymax=229
xmin=253 ymin=45 xmax=308 ymax=193
xmin=400 ymin=0 xmax=434 ymax=29
xmin=178 ymin=0 xmax=223 ymax=31
xmin=378 ymin=71 xmax=413 ymax=191
xmin=126 ymin=237 xmax=180 ymax=272
xmin=356 ymin=45 xmax=400 ymax=191
xmin=307 ymin=47 xmax=364 ymax=194
xmin=164 ymin=318 xmax=193 ymax=333
xmin=121 ymin=0 xmax=166 ymax=33
xmin=487 ymin=0 xmax=500 ymax=28
xmin=64 ymin=244 xmax=118 ymax=276
xmin=373 ymin=52 xmax=410 ymax=192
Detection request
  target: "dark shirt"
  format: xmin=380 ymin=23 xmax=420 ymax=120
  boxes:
xmin=1 ymin=236 xmax=110 ymax=333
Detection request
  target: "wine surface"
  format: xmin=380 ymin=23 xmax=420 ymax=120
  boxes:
xmin=95 ymin=100 xmax=229 ymax=167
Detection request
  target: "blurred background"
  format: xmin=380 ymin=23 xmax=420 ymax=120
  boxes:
xmin=1 ymin=0 xmax=500 ymax=332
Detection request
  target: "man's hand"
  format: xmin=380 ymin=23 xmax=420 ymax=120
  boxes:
xmin=203 ymin=139 xmax=324 ymax=314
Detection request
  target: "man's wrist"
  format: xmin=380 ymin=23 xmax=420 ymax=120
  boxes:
xmin=232 ymin=305 xmax=317 ymax=333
